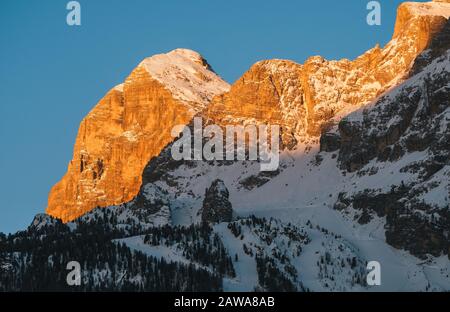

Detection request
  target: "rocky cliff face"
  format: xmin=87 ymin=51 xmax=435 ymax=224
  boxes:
xmin=205 ymin=1 xmax=450 ymax=147
xmin=46 ymin=49 xmax=230 ymax=222
xmin=337 ymin=19 xmax=450 ymax=173
xmin=332 ymin=19 xmax=450 ymax=258
xmin=47 ymin=2 xmax=450 ymax=222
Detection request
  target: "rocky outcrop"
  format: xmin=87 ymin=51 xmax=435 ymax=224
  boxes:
xmin=239 ymin=170 xmax=281 ymax=191
xmin=46 ymin=49 xmax=229 ymax=222
xmin=28 ymin=213 xmax=62 ymax=232
xmin=412 ymin=19 xmax=450 ymax=74
xmin=330 ymin=18 xmax=450 ymax=258
xmin=320 ymin=133 xmax=341 ymax=152
xmin=206 ymin=1 xmax=450 ymax=148
xmin=201 ymin=180 xmax=233 ymax=223
xmin=337 ymin=27 xmax=450 ymax=172
xmin=335 ymin=186 xmax=450 ymax=259
xmin=385 ymin=200 xmax=450 ymax=258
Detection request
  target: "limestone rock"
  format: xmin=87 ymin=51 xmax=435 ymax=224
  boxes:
xmin=206 ymin=1 xmax=450 ymax=149
xmin=29 ymin=213 xmax=62 ymax=231
xmin=47 ymin=49 xmax=229 ymax=222
xmin=47 ymin=2 xmax=450 ymax=223
xmin=201 ymin=179 xmax=233 ymax=223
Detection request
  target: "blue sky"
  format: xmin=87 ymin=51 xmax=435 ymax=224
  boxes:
xmin=0 ymin=0 xmax=420 ymax=233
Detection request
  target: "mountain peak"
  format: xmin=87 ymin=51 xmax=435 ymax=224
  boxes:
xmin=138 ymin=48 xmax=230 ymax=108
xmin=29 ymin=213 xmax=60 ymax=231
xmin=167 ymin=48 xmax=207 ymax=64
xmin=46 ymin=49 xmax=229 ymax=222
xmin=205 ymin=1 xmax=450 ymax=146
xmin=393 ymin=1 xmax=450 ymax=39
xmin=403 ymin=1 xmax=450 ymax=17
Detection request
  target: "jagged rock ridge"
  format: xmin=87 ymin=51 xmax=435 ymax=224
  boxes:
xmin=204 ymin=1 xmax=450 ymax=147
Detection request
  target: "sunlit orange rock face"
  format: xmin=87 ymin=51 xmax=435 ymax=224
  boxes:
xmin=47 ymin=49 xmax=230 ymax=222
xmin=205 ymin=1 xmax=450 ymax=147
xmin=48 ymin=2 xmax=450 ymax=222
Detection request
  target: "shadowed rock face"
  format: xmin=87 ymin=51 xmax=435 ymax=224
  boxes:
xmin=46 ymin=49 xmax=230 ymax=222
xmin=201 ymin=180 xmax=233 ymax=223
xmin=336 ymin=19 xmax=450 ymax=173
xmin=330 ymin=17 xmax=450 ymax=258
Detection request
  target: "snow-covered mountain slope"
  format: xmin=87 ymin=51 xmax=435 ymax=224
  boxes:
xmin=333 ymin=51 xmax=450 ymax=258
xmin=71 ymin=8 xmax=450 ymax=291
xmin=139 ymin=48 xmax=229 ymax=112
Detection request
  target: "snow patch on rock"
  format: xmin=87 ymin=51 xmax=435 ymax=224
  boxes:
xmin=139 ymin=49 xmax=230 ymax=110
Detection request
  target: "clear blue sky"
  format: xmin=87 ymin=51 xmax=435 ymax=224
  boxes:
xmin=0 ymin=0 xmax=420 ymax=233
